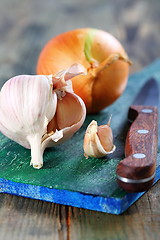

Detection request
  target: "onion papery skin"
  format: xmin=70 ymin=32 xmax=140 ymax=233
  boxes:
xmin=37 ymin=28 xmax=130 ymax=113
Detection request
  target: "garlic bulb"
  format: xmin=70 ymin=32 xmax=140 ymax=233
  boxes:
xmin=83 ymin=119 xmax=116 ymax=158
xmin=0 ymin=64 xmax=86 ymax=169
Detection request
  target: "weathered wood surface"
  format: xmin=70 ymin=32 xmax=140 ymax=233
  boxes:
xmin=0 ymin=0 xmax=160 ymax=239
xmin=0 ymin=184 xmax=160 ymax=240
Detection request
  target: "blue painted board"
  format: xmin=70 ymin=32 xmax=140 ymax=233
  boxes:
xmin=0 ymin=166 xmax=160 ymax=214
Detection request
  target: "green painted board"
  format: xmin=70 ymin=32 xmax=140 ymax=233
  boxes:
xmin=0 ymin=59 xmax=160 ymax=214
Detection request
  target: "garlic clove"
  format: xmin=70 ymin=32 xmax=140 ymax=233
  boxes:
xmin=56 ymin=92 xmax=83 ymax=129
xmin=97 ymin=117 xmax=113 ymax=152
xmin=42 ymin=92 xmax=86 ymax=150
xmin=97 ymin=125 xmax=114 ymax=152
xmin=47 ymin=115 xmax=58 ymax=134
xmin=56 ymin=93 xmax=86 ymax=142
xmin=83 ymin=120 xmax=116 ymax=159
xmin=0 ymin=74 xmax=57 ymax=168
xmin=41 ymin=65 xmax=87 ymax=150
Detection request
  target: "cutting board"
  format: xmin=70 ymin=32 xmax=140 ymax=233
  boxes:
xmin=0 ymin=59 xmax=160 ymax=215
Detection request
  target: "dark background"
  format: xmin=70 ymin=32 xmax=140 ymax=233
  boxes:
xmin=0 ymin=0 xmax=160 ymax=84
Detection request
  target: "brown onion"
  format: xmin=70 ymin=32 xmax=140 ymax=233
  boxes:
xmin=37 ymin=28 xmax=131 ymax=113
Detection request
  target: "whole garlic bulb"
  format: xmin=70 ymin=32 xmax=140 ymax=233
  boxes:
xmin=0 ymin=64 xmax=86 ymax=169
xmin=83 ymin=119 xmax=116 ymax=158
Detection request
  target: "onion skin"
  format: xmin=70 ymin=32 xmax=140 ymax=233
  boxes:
xmin=37 ymin=28 xmax=131 ymax=113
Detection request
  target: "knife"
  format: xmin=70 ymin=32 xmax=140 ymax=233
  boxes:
xmin=116 ymin=78 xmax=159 ymax=192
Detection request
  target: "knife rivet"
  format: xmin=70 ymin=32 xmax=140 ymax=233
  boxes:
xmin=137 ymin=129 xmax=149 ymax=134
xmin=133 ymin=153 xmax=146 ymax=159
xmin=141 ymin=109 xmax=153 ymax=113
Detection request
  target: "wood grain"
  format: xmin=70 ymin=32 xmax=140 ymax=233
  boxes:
xmin=0 ymin=0 xmax=160 ymax=239
xmin=116 ymin=105 xmax=158 ymax=192
xmin=0 ymin=186 xmax=160 ymax=240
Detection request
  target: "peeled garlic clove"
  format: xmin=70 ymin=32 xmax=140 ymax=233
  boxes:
xmin=0 ymin=74 xmax=56 ymax=169
xmin=83 ymin=120 xmax=116 ymax=158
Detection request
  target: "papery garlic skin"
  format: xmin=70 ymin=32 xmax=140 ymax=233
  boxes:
xmin=0 ymin=64 xmax=87 ymax=169
xmin=83 ymin=120 xmax=116 ymax=159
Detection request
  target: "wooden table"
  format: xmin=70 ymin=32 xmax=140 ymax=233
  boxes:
xmin=0 ymin=0 xmax=160 ymax=239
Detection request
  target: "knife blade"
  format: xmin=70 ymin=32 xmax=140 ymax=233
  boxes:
xmin=116 ymin=78 xmax=159 ymax=192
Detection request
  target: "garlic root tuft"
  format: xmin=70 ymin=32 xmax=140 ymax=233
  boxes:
xmin=27 ymin=134 xmax=43 ymax=169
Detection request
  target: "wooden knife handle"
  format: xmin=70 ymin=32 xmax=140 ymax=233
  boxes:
xmin=116 ymin=105 xmax=158 ymax=192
